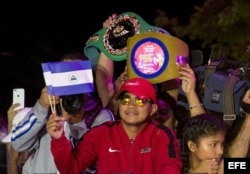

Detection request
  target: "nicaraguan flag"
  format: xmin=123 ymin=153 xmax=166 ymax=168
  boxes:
xmin=41 ymin=60 xmax=94 ymax=96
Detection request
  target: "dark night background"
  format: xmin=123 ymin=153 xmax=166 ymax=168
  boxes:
xmin=0 ymin=0 xmax=205 ymax=119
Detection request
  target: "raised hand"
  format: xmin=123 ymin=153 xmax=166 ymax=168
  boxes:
xmin=179 ymin=64 xmax=196 ymax=94
xmin=38 ymin=87 xmax=60 ymax=109
xmin=190 ymin=159 xmax=222 ymax=174
xmin=103 ymin=13 xmax=117 ymax=28
xmin=46 ymin=113 xmax=64 ymax=139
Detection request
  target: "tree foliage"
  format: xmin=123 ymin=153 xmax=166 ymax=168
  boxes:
xmin=155 ymin=0 xmax=250 ymax=61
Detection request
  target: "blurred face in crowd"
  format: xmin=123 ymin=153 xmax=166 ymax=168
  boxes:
xmin=118 ymin=92 xmax=157 ymax=127
xmin=153 ymin=98 xmax=172 ymax=124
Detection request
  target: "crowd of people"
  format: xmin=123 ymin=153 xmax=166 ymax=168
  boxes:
xmin=1 ymin=12 xmax=250 ymax=174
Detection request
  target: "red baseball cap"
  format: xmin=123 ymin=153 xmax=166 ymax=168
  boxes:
xmin=118 ymin=77 xmax=156 ymax=103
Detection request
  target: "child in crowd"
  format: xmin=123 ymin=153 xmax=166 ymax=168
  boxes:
xmin=180 ymin=113 xmax=226 ymax=174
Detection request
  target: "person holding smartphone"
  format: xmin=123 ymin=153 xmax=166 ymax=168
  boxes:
xmin=10 ymin=51 xmax=115 ymax=174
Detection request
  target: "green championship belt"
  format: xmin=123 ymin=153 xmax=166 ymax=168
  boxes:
xmin=84 ymin=12 xmax=169 ymax=68
xmin=126 ymin=32 xmax=189 ymax=84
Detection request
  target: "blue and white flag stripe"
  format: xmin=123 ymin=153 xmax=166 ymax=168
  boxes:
xmin=51 ymin=82 xmax=94 ymax=96
xmin=43 ymin=69 xmax=93 ymax=87
xmin=41 ymin=60 xmax=94 ymax=96
xmin=44 ymin=60 xmax=92 ymax=73
xmin=41 ymin=63 xmax=53 ymax=94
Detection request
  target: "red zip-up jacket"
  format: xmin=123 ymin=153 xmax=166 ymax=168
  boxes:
xmin=51 ymin=120 xmax=182 ymax=174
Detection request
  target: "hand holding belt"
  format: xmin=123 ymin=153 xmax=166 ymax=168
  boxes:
xmin=84 ymin=12 xmax=170 ymax=68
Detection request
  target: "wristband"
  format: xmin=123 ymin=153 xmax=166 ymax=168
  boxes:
xmin=189 ymin=103 xmax=203 ymax=110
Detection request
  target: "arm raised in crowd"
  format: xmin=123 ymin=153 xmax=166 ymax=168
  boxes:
xmin=106 ymin=66 xmax=127 ymax=116
xmin=224 ymin=88 xmax=250 ymax=157
xmin=6 ymin=104 xmax=29 ymax=174
xmin=95 ymin=14 xmax=116 ymax=107
xmin=11 ymin=87 xmax=59 ymax=151
xmin=96 ymin=52 xmax=114 ymax=107
xmin=179 ymin=64 xmax=206 ymax=117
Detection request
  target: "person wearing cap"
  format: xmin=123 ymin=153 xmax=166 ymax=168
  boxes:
xmin=47 ymin=77 xmax=182 ymax=174
xmin=10 ymin=51 xmax=115 ymax=174
xmin=109 ymin=62 xmax=206 ymax=130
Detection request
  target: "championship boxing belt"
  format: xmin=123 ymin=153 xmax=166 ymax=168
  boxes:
xmin=84 ymin=12 xmax=169 ymax=69
xmin=126 ymin=32 xmax=189 ymax=84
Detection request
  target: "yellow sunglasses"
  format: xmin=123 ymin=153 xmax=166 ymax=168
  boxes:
xmin=119 ymin=94 xmax=152 ymax=107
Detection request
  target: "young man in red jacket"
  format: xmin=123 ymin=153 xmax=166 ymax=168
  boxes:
xmin=46 ymin=77 xmax=182 ymax=174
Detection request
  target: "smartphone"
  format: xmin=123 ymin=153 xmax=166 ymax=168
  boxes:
xmin=13 ymin=88 xmax=25 ymax=111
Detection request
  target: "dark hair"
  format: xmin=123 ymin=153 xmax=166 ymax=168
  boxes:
xmin=155 ymin=91 xmax=177 ymax=120
xmin=180 ymin=113 xmax=226 ymax=174
xmin=156 ymin=92 xmax=177 ymax=111
xmin=59 ymin=51 xmax=88 ymax=61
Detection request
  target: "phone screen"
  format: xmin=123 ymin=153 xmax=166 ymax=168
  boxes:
xmin=13 ymin=88 xmax=25 ymax=110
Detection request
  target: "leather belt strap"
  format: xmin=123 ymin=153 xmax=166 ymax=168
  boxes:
xmin=223 ymin=75 xmax=239 ymax=127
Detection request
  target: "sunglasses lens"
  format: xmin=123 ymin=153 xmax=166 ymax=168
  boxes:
xmin=120 ymin=95 xmax=149 ymax=107
xmin=134 ymin=98 xmax=146 ymax=107
xmin=121 ymin=97 xmax=130 ymax=105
